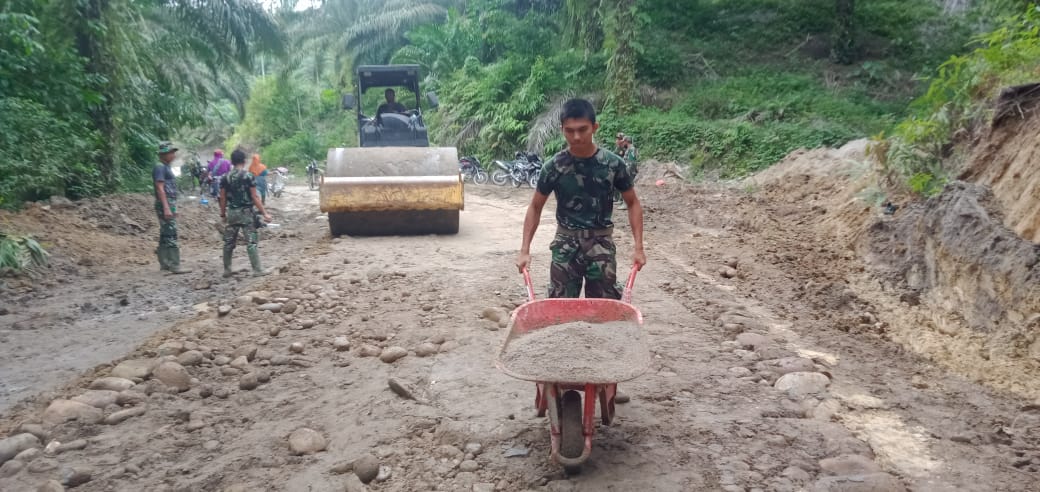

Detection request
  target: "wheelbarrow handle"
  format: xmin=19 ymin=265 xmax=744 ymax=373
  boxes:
xmin=522 ymin=267 xmax=537 ymax=302
xmin=521 ymin=267 xmax=639 ymax=304
xmin=621 ymin=267 xmax=638 ymax=304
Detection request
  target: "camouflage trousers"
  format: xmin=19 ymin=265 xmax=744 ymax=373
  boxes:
xmin=224 ymin=207 xmax=258 ymax=255
xmin=155 ymin=199 xmax=179 ymax=249
xmin=548 ymin=228 xmax=622 ymax=299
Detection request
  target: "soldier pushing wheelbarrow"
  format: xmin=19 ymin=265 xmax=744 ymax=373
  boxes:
xmin=506 ymin=98 xmax=648 ymax=472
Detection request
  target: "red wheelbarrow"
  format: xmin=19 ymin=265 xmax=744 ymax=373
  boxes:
xmin=495 ymin=268 xmax=649 ymax=473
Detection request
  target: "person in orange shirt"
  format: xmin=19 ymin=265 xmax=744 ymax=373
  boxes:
xmin=248 ymin=154 xmax=269 ymax=204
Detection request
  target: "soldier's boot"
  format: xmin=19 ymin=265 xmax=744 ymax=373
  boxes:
xmin=222 ymin=251 xmax=233 ymax=278
xmin=248 ymin=249 xmax=268 ymax=277
xmin=166 ymin=246 xmax=193 ymax=275
xmin=156 ymin=246 xmax=170 ymax=271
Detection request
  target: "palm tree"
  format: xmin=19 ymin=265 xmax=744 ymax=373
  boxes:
xmin=71 ymin=0 xmax=286 ymax=189
xmin=832 ymin=0 xmax=855 ymax=64
xmin=289 ymin=0 xmax=458 ymax=75
xmin=604 ymin=0 xmax=638 ymax=115
xmin=564 ymin=0 xmax=605 ymax=56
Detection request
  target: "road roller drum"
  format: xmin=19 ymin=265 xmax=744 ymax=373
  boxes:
xmin=319 ymin=147 xmax=463 ymax=236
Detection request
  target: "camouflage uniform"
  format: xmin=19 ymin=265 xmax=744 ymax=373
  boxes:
xmin=220 ymin=168 xmax=263 ymax=276
xmin=536 ymin=148 xmax=634 ymax=299
xmin=153 ymin=159 xmax=187 ymax=272
xmin=623 ymin=145 xmax=639 ymax=181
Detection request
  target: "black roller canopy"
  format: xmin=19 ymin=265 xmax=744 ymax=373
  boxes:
xmin=357 ymin=65 xmax=421 ymax=94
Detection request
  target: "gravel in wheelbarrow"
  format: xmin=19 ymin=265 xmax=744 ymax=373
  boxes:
xmin=498 ymin=319 xmax=651 ymax=385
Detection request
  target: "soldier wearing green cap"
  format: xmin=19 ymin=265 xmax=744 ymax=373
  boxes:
xmin=153 ymin=141 xmax=192 ymax=274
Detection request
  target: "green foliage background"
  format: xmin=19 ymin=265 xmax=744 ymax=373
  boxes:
xmin=882 ymin=4 xmax=1040 ymax=195
xmin=3 ymin=0 xmax=1038 ymax=210
xmin=232 ymin=0 xmax=1016 ymax=183
xmin=0 ymin=0 xmax=283 ymax=208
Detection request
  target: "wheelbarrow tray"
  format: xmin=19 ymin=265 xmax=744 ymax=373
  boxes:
xmin=495 ymin=297 xmax=649 ymax=385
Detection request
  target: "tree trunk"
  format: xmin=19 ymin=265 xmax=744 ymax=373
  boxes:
xmin=605 ymin=0 xmax=637 ymax=115
xmin=832 ymin=0 xmax=856 ymax=65
xmin=564 ymin=0 xmax=604 ymax=57
xmin=74 ymin=0 xmax=119 ymax=191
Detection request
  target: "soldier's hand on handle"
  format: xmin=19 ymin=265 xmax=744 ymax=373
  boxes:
xmin=515 ymin=253 xmax=532 ymax=274
xmin=633 ymin=249 xmax=647 ymax=270
xmin=262 ymin=213 xmax=272 ymax=223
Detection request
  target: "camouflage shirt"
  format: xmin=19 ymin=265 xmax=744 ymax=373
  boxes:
xmin=536 ymin=147 xmax=634 ymax=230
xmin=624 ymin=145 xmax=638 ymax=163
xmin=152 ymin=163 xmax=177 ymax=202
xmin=220 ymin=168 xmax=256 ymax=210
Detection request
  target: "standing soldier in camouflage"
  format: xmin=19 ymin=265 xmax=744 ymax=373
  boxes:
xmin=516 ymin=98 xmax=646 ymax=299
xmin=622 ymin=135 xmax=639 ymax=180
xmin=153 ymin=142 xmax=192 ymax=274
xmin=219 ymin=149 xmax=272 ymax=278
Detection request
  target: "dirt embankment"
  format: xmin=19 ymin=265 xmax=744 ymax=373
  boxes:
xmin=961 ymin=83 xmax=1040 ymax=243
xmin=863 ymin=183 xmax=1040 ymax=396
xmin=748 ymin=124 xmax=1040 ymax=399
xmin=0 ymin=193 xmax=221 ymax=282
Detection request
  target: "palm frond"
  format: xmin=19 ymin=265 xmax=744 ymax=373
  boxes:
xmin=344 ymin=3 xmax=448 ymax=65
xmin=0 ymin=233 xmax=49 ymax=275
xmin=525 ymin=94 xmax=571 ymax=155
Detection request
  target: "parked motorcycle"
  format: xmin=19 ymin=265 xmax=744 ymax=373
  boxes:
xmin=492 ymin=151 xmax=541 ymax=188
xmin=459 ymin=156 xmax=488 ymax=184
xmin=306 ymin=160 xmax=322 ymax=191
xmin=269 ymin=167 xmax=289 ymax=198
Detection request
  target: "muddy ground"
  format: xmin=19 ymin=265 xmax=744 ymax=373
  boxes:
xmin=0 ymin=180 xmax=1038 ymax=491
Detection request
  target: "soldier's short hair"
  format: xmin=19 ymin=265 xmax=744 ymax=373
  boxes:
xmin=561 ymin=98 xmax=596 ymax=124
xmin=231 ymin=149 xmax=247 ymax=165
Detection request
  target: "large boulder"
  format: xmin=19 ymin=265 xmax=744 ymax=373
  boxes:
xmin=774 ymin=372 xmax=831 ymax=398
xmin=88 ymin=377 xmax=135 ymax=392
xmin=288 ymin=428 xmax=327 ymax=455
xmin=110 ymin=359 xmax=156 ymax=380
xmin=153 ymin=361 xmax=191 ymax=392
xmin=811 ymin=473 xmax=906 ymax=492
xmin=41 ymin=400 xmax=103 ymax=427
xmin=0 ymin=433 xmax=40 ymax=465
xmin=71 ymin=390 xmax=119 ymax=409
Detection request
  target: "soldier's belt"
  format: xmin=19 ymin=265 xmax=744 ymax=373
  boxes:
xmin=555 ymin=225 xmax=613 ymax=239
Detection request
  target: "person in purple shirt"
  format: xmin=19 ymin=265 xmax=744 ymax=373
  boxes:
xmin=208 ymin=149 xmax=232 ymax=197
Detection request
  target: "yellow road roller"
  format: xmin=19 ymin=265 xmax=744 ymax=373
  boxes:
xmin=320 ymin=64 xmax=462 ymax=235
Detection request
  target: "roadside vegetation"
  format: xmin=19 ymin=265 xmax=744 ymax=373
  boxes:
xmin=3 ymin=0 xmax=1038 ymax=209
xmin=879 ymin=2 xmax=1040 ymax=195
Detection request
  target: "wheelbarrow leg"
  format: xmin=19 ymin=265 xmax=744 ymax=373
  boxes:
xmin=544 ymin=384 xmax=562 ymax=464
xmin=535 ymin=383 xmax=548 ymax=418
xmin=599 ymin=384 xmax=617 ymax=426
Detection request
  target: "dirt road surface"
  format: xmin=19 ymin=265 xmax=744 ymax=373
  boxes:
xmin=1 ymin=183 xmax=1036 ymax=491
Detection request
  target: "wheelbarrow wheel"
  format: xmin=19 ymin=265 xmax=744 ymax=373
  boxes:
xmin=559 ymin=390 xmax=584 ymax=465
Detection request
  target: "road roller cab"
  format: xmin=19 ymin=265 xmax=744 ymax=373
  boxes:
xmin=341 ymin=65 xmax=434 ymax=148
xmin=321 ymin=65 xmax=462 ymax=236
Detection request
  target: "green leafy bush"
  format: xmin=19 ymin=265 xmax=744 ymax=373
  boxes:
xmin=261 ymin=132 xmax=325 ymax=172
xmin=885 ymin=4 xmax=1040 ymax=192
xmin=604 ymin=109 xmax=864 ymax=178
xmin=0 ymin=98 xmax=101 ymax=207
xmin=593 ymin=70 xmax=897 ymax=178
xmin=0 ymin=232 xmax=49 ymax=275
